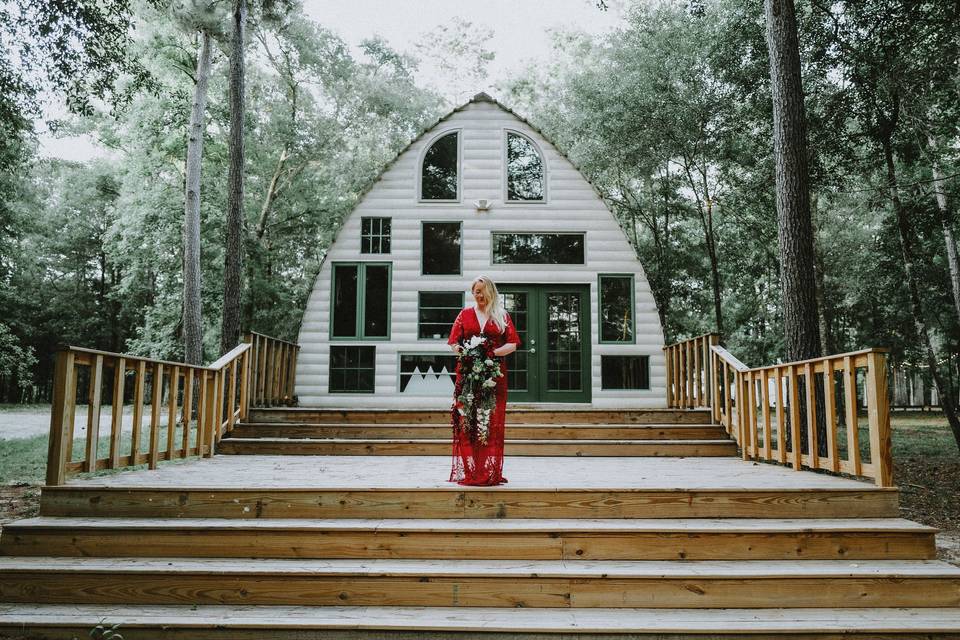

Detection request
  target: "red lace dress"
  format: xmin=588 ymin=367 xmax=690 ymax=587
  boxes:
xmin=447 ymin=307 xmax=522 ymax=486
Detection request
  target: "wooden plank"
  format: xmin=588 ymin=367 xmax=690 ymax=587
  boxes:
xmin=3 ymin=560 xmax=957 ymax=609
xmin=65 ymin=367 xmax=79 ymax=464
xmin=804 ymin=362 xmax=819 ymax=470
xmin=182 ymin=368 xmax=194 ymax=459
xmin=788 ymin=365 xmax=802 ymax=471
xmin=693 ymin=337 xmax=701 ymax=406
xmin=867 ymin=351 xmax=893 ymax=487
xmin=823 ymin=358 xmax=839 ymax=473
xmin=723 ymin=362 xmax=733 ymax=436
xmin=844 ymin=355 xmax=862 ymax=476
xmin=197 ymin=371 xmax=209 ymax=457
xmin=166 ymin=365 xmax=179 ymax=461
xmin=239 ymin=341 xmax=251 ymax=421
xmin=289 ymin=346 xmax=299 ymax=400
xmin=148 ymin=362 xmax=163 ymax=470
xmin=108 ymin=358 xmax=126 ymax=470
xmin=39 ymin=486 xmax=901 ymax=520
xmin=761 ymin=369 xmax=772 ymax=460
xmin=747 ymin=372 xmax=757 ymax=458
xmin=2 ymin=603 xmax=960 ymax=636
xmin=83 ymin=355 xmax=104 ymax=473
xmin=775 ymin=367 xmax=787 ymax=464
xmin=216 ymin=438 xmax=739 ymax=457
xmin=227 ymin=360 xmax=238 ymax=433
xmin=45 ymin=351 xmax=76 ymax=486
xmin=3 ymin=521 xmax=936 ymax=562
xmin=130 ymin=361 xmax=146 ymax=463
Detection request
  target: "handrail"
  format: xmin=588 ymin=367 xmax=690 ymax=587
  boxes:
xmin=45 ymin=331 xmax=299 ymax=486
xmin=665 ymin=335 xmax=894 ymax=487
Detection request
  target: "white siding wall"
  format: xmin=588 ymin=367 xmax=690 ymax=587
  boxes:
xmin=296 ymin=98 xmax=666 ymax=408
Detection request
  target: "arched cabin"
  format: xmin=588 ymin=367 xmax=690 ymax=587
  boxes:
xmin=296 ymin=93 xmax=665 ymax=408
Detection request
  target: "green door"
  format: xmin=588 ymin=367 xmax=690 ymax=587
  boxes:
xmin=500 ymin=284 xmax=591 ymax=403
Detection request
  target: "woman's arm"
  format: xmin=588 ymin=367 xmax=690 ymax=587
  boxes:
xmin=493 ymin=343 xmax=517 ymax=357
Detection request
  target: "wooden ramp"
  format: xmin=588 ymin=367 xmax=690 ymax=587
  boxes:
xmin=1 ymin=408 xmax=959 ymax=638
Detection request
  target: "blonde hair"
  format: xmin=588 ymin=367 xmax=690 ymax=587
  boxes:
xmin=472 ymin=275 xmax=507 ymax=332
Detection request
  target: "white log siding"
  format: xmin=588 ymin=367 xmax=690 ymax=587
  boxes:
xmin=296 ymin=94 xmax=666 ymax=408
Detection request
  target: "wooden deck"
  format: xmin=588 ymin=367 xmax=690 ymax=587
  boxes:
xmin=4 ymin=407 xmax=960 ymax=637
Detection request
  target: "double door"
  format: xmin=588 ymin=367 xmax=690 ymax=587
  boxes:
xmin=499 ymin=284 xmax=591 ymax=403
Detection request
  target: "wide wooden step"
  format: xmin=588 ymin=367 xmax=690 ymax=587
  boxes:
xmin=39 ymin=485 xmax=899 ymax=519
xmin=216 ymin=437 xmax=739 ymax=457
xmin=2 ymin=558 xmax=958 ymax=608
xmin=0 ymin=517 xmax=936 ymax=561
xmin=230 ymin=422 xmax=729 ymax=440
xmin=248 ymin=408 xmax=715 ymax=425
xmin=3 ymin=604 xmax=960 ymax=638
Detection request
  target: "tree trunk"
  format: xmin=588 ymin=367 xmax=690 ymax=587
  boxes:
xmin=764 ymin=0 xmax=822 ymax=363
xmin=811 ymin=193 xmax=835 ymax=356
xmin=183 ymin=30 xmax=212 ymax=366
xmin=883 ymin=137 xmax=960 ymax=451
xmin=221 ymin=0 xmax=247 ymax=355
xmin=929 ymin=135 xmax=960 ymax=327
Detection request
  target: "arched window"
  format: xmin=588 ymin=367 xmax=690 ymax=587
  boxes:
xmin=421 ymin=131 xmax=459 ymax=200
xmin=506 ymin=131 xmax=544 ymax=201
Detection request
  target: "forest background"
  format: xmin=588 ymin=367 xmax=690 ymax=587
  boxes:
xmin=1 ymin=0 xmax=959 ymax=414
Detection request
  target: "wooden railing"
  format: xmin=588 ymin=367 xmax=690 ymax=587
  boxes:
xmin=45 ymin=331 xmax=299 ymax=485
xmin=665 ymin=334 xmax=894 ymax=487
xmin=246 ymin=332 xmax=299 ymax=406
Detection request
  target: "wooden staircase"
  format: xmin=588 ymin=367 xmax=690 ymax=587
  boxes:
xmin=1 ymin=407 xmax=959 ymax=638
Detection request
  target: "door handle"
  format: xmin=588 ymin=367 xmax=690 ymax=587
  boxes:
xmin=529 ymin=348 xmax=536 ymax=354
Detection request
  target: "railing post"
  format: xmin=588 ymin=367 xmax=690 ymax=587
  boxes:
xmin=240 ymin=336 xmax=252 ymax=420
xmin=46 ymin=351 xmax=76 ymax=486
xmin=84 ymin=354 xmax=104 ymax=473
xmin=710 ymin=341 xmax=720 ymax=423
xmin=109 ymin=357 xmax=126 ymax=469
xmin=867 ymin=351 xmax=894 ymax=487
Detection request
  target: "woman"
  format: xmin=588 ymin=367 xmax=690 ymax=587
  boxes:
xmin=447 ymin=275 xmax=521 ymax=486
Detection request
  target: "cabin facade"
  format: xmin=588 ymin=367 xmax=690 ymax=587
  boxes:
xmin=296 ymin=93 xmax=665 ymax=408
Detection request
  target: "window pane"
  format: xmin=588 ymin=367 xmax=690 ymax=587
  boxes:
xmin=507 ymin=132 xmax=544 ymax=201
xmin=399 ymin=353 xmax=457 ymax=394
xmin=329 ymin=346 xmax=376 ymax=393
xmin=601 ymin=356 xmax=650 ymax=390
xmin=332 ymin=264 xmax=358 ymax=337
xmin=422 ymin=222 xmax=461 ymax=274
xmin=600 ymin=276 xmax=634 ymax=342
xmin=363 ymin=265 xmax=390 ymax=337
xmin=421 ymin=132 xmax=458 ymax=200
xmin=492 ymin=233 xmax=584 ymax=264
xmin=418 ymin=292 xmax=463 ymax=339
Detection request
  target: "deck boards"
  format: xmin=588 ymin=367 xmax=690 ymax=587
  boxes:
xmin=61 ymin=455 xmax=879 ymax=490
xmin=2 ymin=604 xmax=959 ymax=634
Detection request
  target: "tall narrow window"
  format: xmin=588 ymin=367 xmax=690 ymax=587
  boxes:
xmin=361 ymin=217 xmax=391 ymax=254
xmin=421 ymin=132 xmax=459 ymax=200
xmin=506 ymin=132 xmax=544 ymax=201
xmin=329 ymin=346 xmax=376 ymax=393
xmin=599 ymin=275 xmax=634 ymax=343
xmin=331 ymin=263 xmax=391 ymax=339
xmin=422 ymin=222 xmax=461 ymax=275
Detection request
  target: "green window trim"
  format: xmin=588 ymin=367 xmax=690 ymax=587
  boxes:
xmin=598 ymin=273 xmax=636 ymax=344
xmin=329 ymin=262 xmax=392 ymax=341
xmin=329 ymin=345 xmax=376 ymax=393
xmin=421 ymin=221 xmax=463 ymax=276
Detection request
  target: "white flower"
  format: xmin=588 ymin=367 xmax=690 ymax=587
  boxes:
xmin=464 ymin=335 xmax=486 ymax=350
xmin=483 ymin=379 xmax=497 ymax=388
xmin=484 ymin=359 xmax=494 ymax=366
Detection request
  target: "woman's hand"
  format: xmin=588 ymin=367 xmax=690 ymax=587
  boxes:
xmin=451 ymin=344 xmax=463 ymax=355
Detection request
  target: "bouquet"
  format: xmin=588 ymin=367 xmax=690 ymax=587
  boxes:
xmin=451 ymin=334 xmax=502 ymax=444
